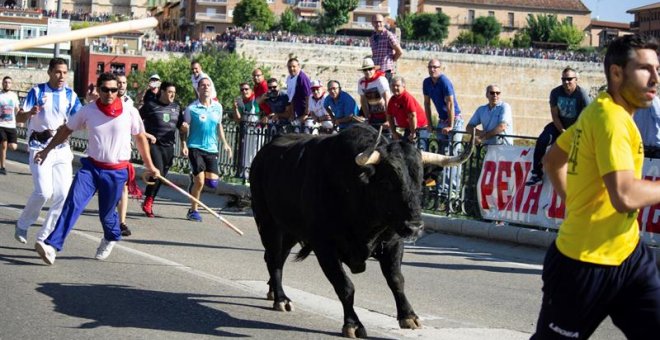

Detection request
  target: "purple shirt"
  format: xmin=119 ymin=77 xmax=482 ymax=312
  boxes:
xmin=289 ymin=70 xmax=312 ymax=118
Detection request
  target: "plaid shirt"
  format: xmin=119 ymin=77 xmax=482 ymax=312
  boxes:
xmin=370 ymin=30 xmax=398 ymax=72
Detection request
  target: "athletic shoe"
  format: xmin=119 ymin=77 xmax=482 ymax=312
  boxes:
xmin=95 ymin=238 xmax=117 ymax=261
xmin=525 ymin=174 xmax=543 ymax=186
xmin=35 ymin=241 xmax=56 ymax=265
xmin=14 ymin=225 xmax=27 ymax=244
xmin=120 ymin=223 xmax=132 ymax=237
xmin=0 ymin=167 xmax=6 ymax=175
xmin=186 ymin=209 xmax=202 ymax=222
xmin=142 ymin=196 xmax=155 ymax=218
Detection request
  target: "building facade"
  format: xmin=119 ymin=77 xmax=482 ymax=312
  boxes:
xmin=586 ymin=20 xmax=632 ymax=48
xmin=628 ymin=2 xmax=660 ymax=39
xmin=402 ymin=0 xmax=591 ymax=45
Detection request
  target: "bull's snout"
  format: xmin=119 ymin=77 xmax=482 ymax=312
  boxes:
xmin=399 ymin=220 xmax=424 ymax=238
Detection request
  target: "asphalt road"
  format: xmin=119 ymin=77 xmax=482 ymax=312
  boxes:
xmin=0 ymin=152 xmax=624 ymax=340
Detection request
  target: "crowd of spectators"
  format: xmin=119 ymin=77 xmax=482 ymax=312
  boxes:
xmin=143 ymin=39 xmax=204 ymax=53
xmin=42 ymin=10 xmax=138 ymax=22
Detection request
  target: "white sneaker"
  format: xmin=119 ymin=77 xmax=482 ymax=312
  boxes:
xmin=95 ymin=238 xmax=117 ymax=261
xmin=35 ymin=241 xmax=56 ymax=265
xmin=14 ymin=225 xmax=27 ymax=244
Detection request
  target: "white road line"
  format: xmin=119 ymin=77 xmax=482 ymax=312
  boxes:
xmin=1 ymin=200 xmax=531 ymax=339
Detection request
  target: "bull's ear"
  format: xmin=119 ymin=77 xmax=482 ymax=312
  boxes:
xmin=358 ymin=166 xmax=375 ymax=184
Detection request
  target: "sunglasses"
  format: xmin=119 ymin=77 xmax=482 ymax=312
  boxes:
xmin=490 ymin=91 xmax=501 ymax=95
xmin=268 ymin=85 xmax=278 ymax=89
xmin=561 ymin=77 xmax=576 ymax=82
xmin=100 ymin=87 xmax=118 ymax=93
xmin=428 ymin=65 xmax=440 ymax=69
xmin=240 ymin=88 xmax=250 ymax=91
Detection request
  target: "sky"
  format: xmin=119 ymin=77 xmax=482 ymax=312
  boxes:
xmin=389 ymin=0 xmax=658 ymax=23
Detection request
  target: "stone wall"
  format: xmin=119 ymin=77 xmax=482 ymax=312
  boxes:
xmin=0 ymin=68 xmax=75 ymax=94
xmin=236 ymin=39 xmax=606 ymax=137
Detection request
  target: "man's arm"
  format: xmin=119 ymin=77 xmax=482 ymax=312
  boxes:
xmin=444 ymin=95 xmax=455 ymax=130
xmin=134 ymin=132 xmax=160 ymax=177
xmin=33 ymin=124 xmax=73 ymax=164
xmin=179 ymin=122 xmax=189 ymax=157
xmin=542 ymin=144 xmax=569 ymax=201
xmin=481 ymin=122 xmax=508 ymax=141
xmin=603 ymin=170 xmax=660 ymax=213
xmin=217 ymin=123 xmax=232 ymax=158
xmin=424 ymin=95 xmax=435 ymax=132
xmin=360 ymin=95 xmax=369 ymax=120
xmin=550 ymin=105 xmax=565 ymax=132
xmin=392 ymin=43 xmax=403 ymax=62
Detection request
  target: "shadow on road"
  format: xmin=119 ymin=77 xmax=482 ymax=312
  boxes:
xmin=36 ymin=282 xmax=340 ymax=337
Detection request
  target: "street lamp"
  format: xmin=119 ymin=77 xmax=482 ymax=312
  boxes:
xmin=53 ymin=0 xmax=62 ymax=57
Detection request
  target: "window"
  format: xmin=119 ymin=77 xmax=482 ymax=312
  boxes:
xmin=110 ymin=63 xmax=125 ymax=75
xmin=436 ymin=7 xmax=442 ymax=13
xmin=508 ymin=12 xmax=514 ymax=27
xmin=205 ymin=25 xmax=215 ymax=33
xmin=96 ymin=62 xmax=105 ymax=75
xmin=131 ymin=64 xmax=138 ymax=73
xmin=468 ymin=10 xmax=475 ymax=24
xmin=565 ymin=16 xmax=573 ymax=25
xmin=488 ymin=11 xmax=495 ymax=17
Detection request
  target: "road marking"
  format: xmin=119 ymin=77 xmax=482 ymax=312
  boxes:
xmin=1 ymin=196 xmax=532 ymax=338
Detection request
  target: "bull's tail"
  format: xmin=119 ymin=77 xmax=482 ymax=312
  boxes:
xmin=294 ymin=243 xmax=313 ymax=262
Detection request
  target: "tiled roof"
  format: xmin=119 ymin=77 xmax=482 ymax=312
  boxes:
xmin=590 ymin=20 xmax=631 ymax=30
xmin=627 ymin=2 xmax=660 ymax=13
xmin=425 ymin=0 xmax=590 ymax=13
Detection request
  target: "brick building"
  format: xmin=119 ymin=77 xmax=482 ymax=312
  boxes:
xmin=628 ymin=2 xmax=660 ymax=39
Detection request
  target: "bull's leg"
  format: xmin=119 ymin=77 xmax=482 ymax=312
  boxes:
xmin=376 ymin=240 xmax=422 ymax=330
xmin=315 ymin=248 xmax=367 ymax=338
xmin=259 ymin=229 xmax=295 ymax=312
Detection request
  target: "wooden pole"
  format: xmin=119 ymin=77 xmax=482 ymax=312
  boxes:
xmin=143 ymin=173 xmax=245 ymax=236
xmin=0 ymin=17 xmax=158 ymax=53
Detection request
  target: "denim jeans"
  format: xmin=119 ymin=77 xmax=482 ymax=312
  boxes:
xmin=437 ymin=118 xmax=464 ymax=198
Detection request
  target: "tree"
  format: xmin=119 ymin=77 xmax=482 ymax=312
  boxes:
xmin=233 ymin=0 xmax=276 ymax=32
xmin=549 ymin=21 xmax=585 ymax=47
xmin=411 ymin=13 xmax=450 ymax=42
xmin=525 ymin=14 xmax=559 ymax=43
xmin=127 ymin=51 xmax=261 ymax=112
xmin=397 ymin=12 xmax=415 ymax=40
xmin=513 ymin=29 xmax=532 ymax=48
xmin=319 ymin=0 xmax=358 ymax=33
xmin=279 ymin=7 xmax=297 ymax=32
xmin=471 ymin=16 xmax=501 ymax=44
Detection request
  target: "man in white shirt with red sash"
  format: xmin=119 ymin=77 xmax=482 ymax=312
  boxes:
xmin=33 ymin=72 xmax=159 ymax=265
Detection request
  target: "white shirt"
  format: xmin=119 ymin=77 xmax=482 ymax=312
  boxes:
xmin=191 ymin=72 xmax=217 ymax=99
xmin=308 ymin=93 xmax=328 ymax=118
xmin=67 ymin=102 xmax=144 ymax=163
xmin=286 ymin=73 xmax=299 ymax=102
xmin=0 ymin=90 xmax=20 ymax=128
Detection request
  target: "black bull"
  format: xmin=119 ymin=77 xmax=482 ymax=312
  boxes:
xmin=249 ymin=124 xmax=473 ymax=338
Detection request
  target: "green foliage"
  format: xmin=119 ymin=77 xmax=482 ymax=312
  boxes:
xmin=549 ymin=21 xmax=585 ymax=47
xmin=294 ymin=21 xmax=317 ymax=35
xmin=233 ymin=0 xmax=276 ymax=32
xmin=397 ymin=13 xmax=415 ymax=40
xmin=525 ymin=14 xmax=560 ymax=42
xmin=453 ymin=31 xmax=475 ymax=45
xmin=319 ymin=0 xmax=358 ymax=33
xmin=495 ymin=37 xmax=513 ymax=48
xmin=127 ymin=51 xmax=263 ymax=111
xmin=71 ymin=22 xmax=94 ymax=30
xmin=279 ymin=8 xmax=298 ymax=32
xmin=471 ymin=16 xmax=501 ymax=43
xmin=411 ymin=13 xmax=450 ymax=42
xmin=513 ymin=29 xmax=532 ymax=48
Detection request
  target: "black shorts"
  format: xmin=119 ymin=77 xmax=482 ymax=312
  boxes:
xmin=532 ymin=241 xmax=660 ymax=339
xmin=0 ymin=127 xmax=17 ymax=144
xmin=188 ymin=148 xmax=219 ymax=176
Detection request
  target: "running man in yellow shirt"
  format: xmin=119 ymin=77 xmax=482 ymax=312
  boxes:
xmin=532 ymin=34 xmax=660 ymax=339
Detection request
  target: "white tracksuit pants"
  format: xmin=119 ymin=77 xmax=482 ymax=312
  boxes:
xmin=16 ymin=146 xmax=73 ymax=242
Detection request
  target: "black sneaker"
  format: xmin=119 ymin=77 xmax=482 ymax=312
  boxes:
xmin=525 ymin=174 xmax=543 ymax=186
xmin=0 ymin=167 xmax=6 ymax=175
xmin=120 ymin=223 xmax=132 ymax=237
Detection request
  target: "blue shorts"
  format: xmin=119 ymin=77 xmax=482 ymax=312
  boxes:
xmin=532 ymin=241 xmax=660 ymax=339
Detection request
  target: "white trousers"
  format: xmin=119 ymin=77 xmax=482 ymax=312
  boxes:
xmin=16 ymin=147 xmax=73 ymax=242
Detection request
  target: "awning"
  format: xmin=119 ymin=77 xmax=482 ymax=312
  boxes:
xmin=0 ymin=24 xmax=20 ymax=30
xmin=0 ymin=51 xmax=71 ymax=60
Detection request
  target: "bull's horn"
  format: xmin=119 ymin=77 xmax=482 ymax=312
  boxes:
xmin=355 ymin=150 xmax=381 ymax=166
xmin=422 ymin=130 xmax=475 ymax=167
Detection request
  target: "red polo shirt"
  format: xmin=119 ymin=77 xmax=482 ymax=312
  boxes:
xmin=387 ymin=91 xmax=427 ymax=129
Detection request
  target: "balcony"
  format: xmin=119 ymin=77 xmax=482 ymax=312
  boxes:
xmin=197 ymin=0 xmax=228 ymax=5
xmin=296 ymin=1 xmax=320 ymax=9
xmin=195 ymin=12 xmax=230 ymax=23
xmin=353 ymin=2 xmax=388 ymax=15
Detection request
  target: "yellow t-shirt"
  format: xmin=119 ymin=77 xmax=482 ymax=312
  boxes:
xmin=555 ymin=92 xmax=644 ymax=265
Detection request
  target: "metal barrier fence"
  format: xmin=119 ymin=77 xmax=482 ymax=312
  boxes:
xmin=16 ymin=120 xmax=660 ymax=221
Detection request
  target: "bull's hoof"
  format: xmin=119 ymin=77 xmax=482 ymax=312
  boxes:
xmin=341 ymin=324 xmax=367 ymax=338
xmin=273 ymin=300 xmax=294 ymax=312
xmin=266 ymin=290 xmax=274 ymax=301
xmin=399 ymin=316 xmax=422 ymax=329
